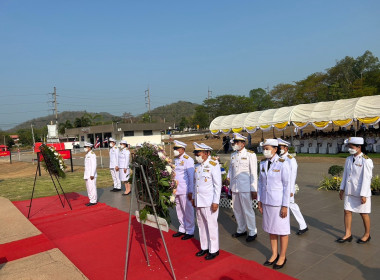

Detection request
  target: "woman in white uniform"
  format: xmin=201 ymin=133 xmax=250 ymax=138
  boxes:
xmin=118 ymin=140 xmax=131 ymax=195
xmin=337 ymin=137 xmax=373 ymax=244
xmin=258 ymin=139 xmax=291 ymax=269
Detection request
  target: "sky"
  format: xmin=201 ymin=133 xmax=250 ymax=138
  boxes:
xmin=0 ymin=0 xmax=379 ymax=130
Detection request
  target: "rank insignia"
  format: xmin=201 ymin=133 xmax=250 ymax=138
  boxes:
xmin=205 ymin=178 xmax=207 ymax=182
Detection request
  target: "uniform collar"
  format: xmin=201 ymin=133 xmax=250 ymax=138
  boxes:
xmin=237 ymin=147 xmax=246 ymax=154
xmin=281 ymin=152 xmax=288 ymax=158
xmin=353 ymin=152 xmax=363 ymax=158
xmin=269 ymin=153 xmax=279 ymax=163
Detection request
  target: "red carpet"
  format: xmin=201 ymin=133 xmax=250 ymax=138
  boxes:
xmin=11 ymin=193 xmax=296 ymax=280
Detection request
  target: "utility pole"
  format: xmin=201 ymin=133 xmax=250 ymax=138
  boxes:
xmin=48 ymin=87 xmax=59 ymax=124
xmin=145 ymin=86 xmax=151 ymax=122
xmin=31 ymin=124 xmax=35 ymax=147
xmin=208 ymin=87 xmax=212 ymax=99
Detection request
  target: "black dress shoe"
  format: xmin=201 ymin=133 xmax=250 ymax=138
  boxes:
xmin=296 ymin=227 xmax=309 ymax=235
xmin=263 ymin=255 xmax=279 ymax=266
xmin=231 ymin=231 xmax=247 ymax=238
xmin=195 ymin=249 xmax=209 ymax=257
xmin=336 ymin=235 xmax=353 ymax=243
xmin=273 ymin=258 xmax=287 ymax=269
xmin=85 ymin=202 xmax=97 ymax=207
xmin=246 ymin=234 xmax=257 ymax=242
xmin=172 ymin=232 xmax=185 ymax=238
xmin=205 ymin=251 xmax=219 ymax=260
xmin=181 ymin=234 xmax=194 ymax=240
xmin=122 ymin=192 xmax=131 ymax=196
xmin=357 ymin=235 xmax=371 ymax=244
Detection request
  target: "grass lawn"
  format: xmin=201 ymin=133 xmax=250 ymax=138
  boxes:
xmin=0 ymin=168 xmax=113 ymax=202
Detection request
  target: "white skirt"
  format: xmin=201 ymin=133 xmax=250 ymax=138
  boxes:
xmin=119 ymin=168 xmax=130 ymax=182
xmin=262 ymin=204 xmax=290 ymax=235
xmin=344 ymin=195 xmax=371 ymax=213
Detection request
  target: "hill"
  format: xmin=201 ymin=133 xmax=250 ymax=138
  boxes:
xmin=145 ymin=101 xmax=199 ymax=123
xmin=8 ymin=111 xmax=117 ymax=132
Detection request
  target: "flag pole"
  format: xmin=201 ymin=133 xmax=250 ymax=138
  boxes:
xmin=99 ymin=147 xmax=103 ymax=168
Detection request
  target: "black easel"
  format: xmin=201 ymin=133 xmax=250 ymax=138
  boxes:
xmin=28 ymin=144 xmax=72 ymax=219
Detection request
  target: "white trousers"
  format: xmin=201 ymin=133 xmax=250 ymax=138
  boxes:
xmin=175 ymin=195 xmax=195 ymax=235
xmin=85 ymin=178 xmax=97 ymax=203
xmin=196 ymin=207 xmax=219 ymax=253
xmin=289 ymin=198 xmax=307 ymax=230
xmin=232 ymin=192 xmax=257 ymax=236
xmin=110 ymin=168 xmax=121 ymax=189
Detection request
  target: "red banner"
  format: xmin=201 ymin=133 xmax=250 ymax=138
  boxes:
xmin=0 ymin=151 xmax=10 ymax=157
xmin=38 ymin=150 xmax=71 ymax=161
xmin=34 ymin=143 xmax=65 ymax=153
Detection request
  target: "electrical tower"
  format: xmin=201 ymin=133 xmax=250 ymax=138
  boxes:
xmin=48 ymin=87 xmax=59 ymax=124
xmin=208 ymin=87 xmax=212 ymax=99
xmin=145 ymin=87 xmax=151 ymax=122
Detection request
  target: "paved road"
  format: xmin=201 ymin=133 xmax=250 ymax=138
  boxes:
xmin=76 ymin=161 xmax=380 ymax=280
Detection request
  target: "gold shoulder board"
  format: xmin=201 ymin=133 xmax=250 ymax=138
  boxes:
xmin=363 ymin=154 xmax=369 ymax=159
xmin=183 ymin=155 xmax=189 ymax=159
xmin=210 ymin=161 xmax=217 ymax=166
xmin=287 ymin=154 xmax=293 ymax=159
xmin=261 ymin=158 xmax=266 ymax=162
xmin=279 ymin=158 xmax=285 ymax=162
xmin=247 ymin=150 xmax=255 ymax=154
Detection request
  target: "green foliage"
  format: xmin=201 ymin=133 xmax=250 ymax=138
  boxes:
xmin=371 ymin=175 xmax=380 ymax=191
xmin=39 ymin=144 xmax=67 ymax=178
xmin=318 ymin=176 xmax=342 ymax=191
xmin=328 ymin=165 xmax=344 ymax=177
xmin=249 ymin=88 xmax=273 ymax=110
xmin=288 ymin=146 xmax=295 ymax=154
xmin=193 ymin=105 xmax=210 ymax=129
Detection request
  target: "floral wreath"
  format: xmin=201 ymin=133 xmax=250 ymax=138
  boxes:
xmin=40 ymin=144 xmax=67 ymax=178
xmin=131 ymin=142 xmax=177 ymax=223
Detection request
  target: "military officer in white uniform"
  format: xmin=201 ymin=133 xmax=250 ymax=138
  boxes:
xmin=109 ymin=138 xmax=121 ymax=192
xmin=172 ymin=140 xmax=195 ymax=240
xmin=278 ymin=138 xmax=308 ymax=235
xmin=84 ymin=142 xmax=97 ymax=206
xmin=258 ymin=139 xmax=291 ymax=269
xmin=337 ymin=137 xmax=373 ymax=244
xmin=118 ymin=140 xmax=131 ymax=195
xmin=192 ymin=142 xmax=222 ymax=260
xmin=228 ymin=133 xmax=258 ymax=242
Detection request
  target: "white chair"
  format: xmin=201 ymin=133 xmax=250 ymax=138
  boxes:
xmin=309 ymin=140 xmax=318 ymax=154
xmin=329 ymin=140 xmax=339 ymax=154
xmin=300 ymin=139 xmax=310 ymax=153
xmin=373 ymin=140 xmax=380 ymax=153
xmin=293 ymin=140 xmax=301 ymax=153
xmin=319 ymin=140 xmax=328 ymax=154
xmin=341 ymin=143 xmax=348 ymax=153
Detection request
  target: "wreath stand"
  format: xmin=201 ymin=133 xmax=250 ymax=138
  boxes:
xmin=27 ymin=145 xmax=72 ymax=219
xmin=124 ymin=162 xmax=176 ymax=280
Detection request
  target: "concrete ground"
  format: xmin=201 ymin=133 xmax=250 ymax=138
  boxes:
xmin=83 ymin=160 xmax=380 ymax=280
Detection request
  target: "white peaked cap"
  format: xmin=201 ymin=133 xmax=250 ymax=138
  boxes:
xmin=277 ymin=138 xmax=290 ymax=146
xmin=260 ymin=139 xmax=279 ymax=147
xmin=174 ymin=140 xmax=187 ymax=148
xmin=232 ymin=133 xmax=247 ymax=141
xmin=84 ymin=142 xmax=93 ymax=147
xmin=344 ymin=137 xmax=364 ymax=145
xmin=109 ymin=137 xmax=116 ymax=143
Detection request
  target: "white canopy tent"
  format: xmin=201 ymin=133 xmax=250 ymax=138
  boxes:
xmin=210 ymin=95 xmax=380 ymax=134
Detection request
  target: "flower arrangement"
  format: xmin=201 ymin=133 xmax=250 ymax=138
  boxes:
xmin=131 ymin=142 xmax=177 ymax=223
xmin=40 ymin=144 xmax=67 ymax=178
xmin=371 ymin=175 xmax=380 ymax=194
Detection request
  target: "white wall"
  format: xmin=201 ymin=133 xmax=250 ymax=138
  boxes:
xmin=122 ymin=135 xmax=163 ymax=146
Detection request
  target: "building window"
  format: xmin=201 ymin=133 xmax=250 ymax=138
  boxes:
xmin=124 ymin=131 xmax=134 ymax=136
xmin=81 ymin=136 xmax=85 ymax=141
xmin=143 ymin=130 xmax=153 ymax=136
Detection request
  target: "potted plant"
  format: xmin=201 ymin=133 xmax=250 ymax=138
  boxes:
xmin=371 ymin=175 xmax=380 ymax=195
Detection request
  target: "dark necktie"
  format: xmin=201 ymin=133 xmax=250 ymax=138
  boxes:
xmin=353 ymin=157 xmax=355 ymax=163
xmin=267 ymin=160 xmax=272 ymax=171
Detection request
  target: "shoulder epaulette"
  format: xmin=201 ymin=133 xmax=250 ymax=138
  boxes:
xmin=183 ymin=155 xmax=189 ymax=159
xmin=261 ymin=158 xmax=266 ymax=162
xmin=211 ymin=156 xmax=219 ymax=161
xmin=247 ymin=150 xmax=255 ymax=154
xmin=209 ymin=161 xmax=217 ymax=166
xmin=91 ymin=151 xmax=94 ymax=154
xmin=287 ymin=154 xmax=293 ymax=159
xmin=279 ymin=158 xmax=285 ymax=162
xmin=363 ymin=154 xmax=369 ymax=159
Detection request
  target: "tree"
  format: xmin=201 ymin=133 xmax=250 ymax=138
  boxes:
xmin=74 ymin=115 xmax=92 ymax=128
xmin=269 ymin=83 xmax=297 ymax=107
xmin=249 ymin=88 xmax=273 ymax=110
xmin=122 ymin=112 xmax=134 ymax=123
xmin=179 ymin=117 xmax=188 ymax=131
xmin=193 ymin=105 xmax=209 ymax=129
xmin=203 ymin=94 xmax=256 ymax=119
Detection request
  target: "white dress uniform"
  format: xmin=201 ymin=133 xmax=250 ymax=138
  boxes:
xmin=340 ymin=152 xmax=373 ymax=213
xmin=84 ymin=146 xmax=97 ymax=204
xmin=174 ymin=151 xmax=195 ymax=235
xmin=258 ymin=153 xmax=291 ymax=235
xmin=280 ymin=150 xmax=307 ymax=231
xmin=228 ymin=146 xmax=258 ymax=236
xmin=118 ymin=147 xmax=130 ymax=182
xmin=193 ymin=144 xmax=222 ymax=254
xmin=109 ymin=140 xmax=121 ymax=189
